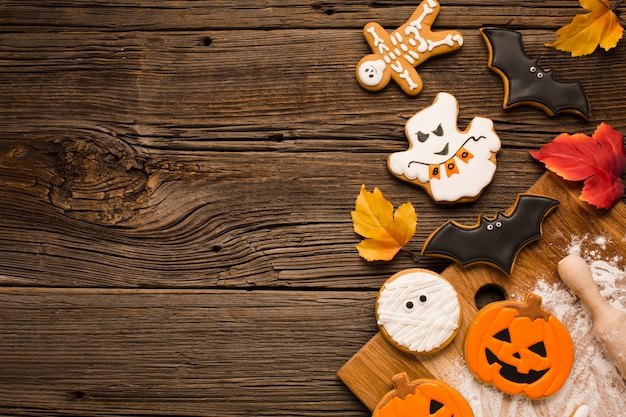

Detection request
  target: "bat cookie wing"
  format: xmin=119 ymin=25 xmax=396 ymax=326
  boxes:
xmin=422 ymin=194 xmax=559 ymax=274
xmin=480 ymin=27 xmax=590 ymax=119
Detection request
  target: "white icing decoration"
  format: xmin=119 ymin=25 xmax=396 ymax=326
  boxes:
xmin=427 ymin=33 xmax=463 ymax=51
xmin=366 ymin=25 xmax=389 ymax=54
xmin=356 ymin=59 xmax=386 ymax=87
xmin=388 ymin=92 xmax=501 ymax=202
xmin=357 ymin=0 xmax=463 ymax=93
xmin=377 ymin=270 xmax=461 ymax=353
xmin=398 ymin=70 xmax=419 ymax=90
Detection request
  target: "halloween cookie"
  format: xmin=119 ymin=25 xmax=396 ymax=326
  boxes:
xmin=356 ymin=0 xmax=463 ymax=96
xmin=464 ymin=293 xmax=574 ymax=399
xmin=422 ymin=193 xmax=559 ymax=274
xmin=480 ymin=27 xmax=590 ymax=119
xmin=376 ymin=269 xmax=461 ymax=354
xmin=373 ymin=372 xmax=474 ymax=417
xmin=388 ymin=92 xmax=501 ymax=203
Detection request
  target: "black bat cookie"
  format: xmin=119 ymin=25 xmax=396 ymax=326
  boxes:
xmin=480 ymin=27 xmax=590 ymax=119
xmin=422 ymin=194 xmax=559 ymax=275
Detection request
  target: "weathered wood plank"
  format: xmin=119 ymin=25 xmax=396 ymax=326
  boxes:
xmin=0 ymin=145 xmax=549 ymax=288
xmin=0 ymin=1 xmax=591 ymax=31
xmin=2 ymin=29 xmax=621 ymax=145
xmin=0 ymin=287 xmax=376 ymax=416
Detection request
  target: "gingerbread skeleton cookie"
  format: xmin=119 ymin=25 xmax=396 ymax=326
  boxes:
xmin=376 ymin=269 xmax=461 ymax=354
xmin=356 ymin=0 xmax=463 ymax=96
xmin=388 ymin=92 xmax=501 ymax=203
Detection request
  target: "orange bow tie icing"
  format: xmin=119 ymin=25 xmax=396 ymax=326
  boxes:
xmin=388 ymin=92 xmax=501 ymax=203
xmin=373 ymin=373 xmax=474 ymax=417
xmin=356 ymin=0 xmax=463 ymax=96
xmin=464 ymin=293 xmax=574 ymax=399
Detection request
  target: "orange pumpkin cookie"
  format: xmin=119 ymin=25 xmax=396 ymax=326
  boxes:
xmin=464 ymin=292 xmax=574 ymax=399
xmin=373 ymin=372 xmax=474 ymax=417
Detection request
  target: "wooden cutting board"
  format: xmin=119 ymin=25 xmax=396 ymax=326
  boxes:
xmin=338 ymin=172 xmax=626 ymax=411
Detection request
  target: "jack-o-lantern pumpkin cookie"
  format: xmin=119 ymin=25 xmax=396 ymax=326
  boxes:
xmin=376 ymin=269 xmax=461 ymax=354
xmin=388 ymin=92 xmax=501 ymax=203
xmin=373 ymin=372 xmax=474 ymax=417
xmin=464 ymin=292 xmax=574 ymax=399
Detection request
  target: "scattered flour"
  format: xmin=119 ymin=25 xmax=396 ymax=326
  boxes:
xmin=442 ymin=235 xmax=626 ymax=417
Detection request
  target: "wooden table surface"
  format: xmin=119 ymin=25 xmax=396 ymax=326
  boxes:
xmin=1 ymin=1 xmax=624 ymax=416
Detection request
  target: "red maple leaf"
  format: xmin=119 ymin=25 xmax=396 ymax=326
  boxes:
xmin=530 ymin=123 xmax=626 ymax=209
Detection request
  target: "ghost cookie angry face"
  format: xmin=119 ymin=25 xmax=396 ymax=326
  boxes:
xmin=376 ymin=268 xmax=462 ymax=354
xmin=388 ymin=92 xmax=501 ymax=203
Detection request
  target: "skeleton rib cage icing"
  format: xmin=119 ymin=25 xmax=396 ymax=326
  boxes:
xmin=357 ymin=0 xmax=463 ymax=95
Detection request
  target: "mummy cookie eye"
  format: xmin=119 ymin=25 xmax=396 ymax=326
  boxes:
xmin=432 ymin=124 xmax=444 ymax=136
xmin=404 ymin=301 xmax=415 ymax=311
xmin=417 ymin=131 xmax=429 ymax=142
xmin=419 ymin=294 xmax=427 ymax=303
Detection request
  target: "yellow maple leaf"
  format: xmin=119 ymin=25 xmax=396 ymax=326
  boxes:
xmin=546 ymin=0 xmax=624 ymax=56
xmin=351 ymin=185 xmax=417 ymax=261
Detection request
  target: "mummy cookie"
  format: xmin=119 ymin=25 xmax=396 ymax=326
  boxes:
xmin=376 ymin=269 xmax=461 ymax=354
xmin=356 ymin=0 xmax=463 ymax=96
xmin=464 ymin=293 xmax=574 ymax=399
xmin=388 ymin=92 xmax=501 ymax=203
xmin=372 ymin=373 xmax=474 ymax=417
xmin=481 ymin=28 xmax=590 ymax=119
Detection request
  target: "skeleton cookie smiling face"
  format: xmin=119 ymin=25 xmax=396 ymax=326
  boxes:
xmin=387 ymin=92 xmax=501 ymax=203
xmin=356 ymin=58 xmax=388 ymax=88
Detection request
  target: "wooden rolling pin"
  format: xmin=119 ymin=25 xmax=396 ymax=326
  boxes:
xmin=558 ymin=254 xmax=626 ymax=381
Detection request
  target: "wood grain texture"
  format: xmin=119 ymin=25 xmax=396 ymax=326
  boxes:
xmin=1 ymin=0 xmax=625 ymax=416
xmin=0 ymin=288 xmax=377 ymax=416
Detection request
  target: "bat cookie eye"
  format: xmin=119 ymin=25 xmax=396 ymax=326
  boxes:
xmin=529 ymin=66 xmax=544 ymax=78
xmin=486 ymin=221 xmax=502 ymax=231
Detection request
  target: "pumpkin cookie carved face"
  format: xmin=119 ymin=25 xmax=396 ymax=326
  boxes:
xmin=464 ymin=293 xmax=574 ymax=399
xmin=373 ymin=372 xmax=474 ymax=417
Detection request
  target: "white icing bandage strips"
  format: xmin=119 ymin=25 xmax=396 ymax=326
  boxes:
xmin=376 ymin=268 xmax=461 ymax=354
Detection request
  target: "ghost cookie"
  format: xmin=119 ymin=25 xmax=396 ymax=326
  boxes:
xmin=356 ymin=0 xmax=463 ymax=96
xmin=376 ymin=268 xmax=462 ymax=354
xmin=388 ymin=92 xmax=501 ymax=203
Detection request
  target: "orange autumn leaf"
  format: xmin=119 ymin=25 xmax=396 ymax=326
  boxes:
xmin=546 ymin=0 xmax=624 ymax=56
xmin=351 ymin=185 xmax=417 ymax=261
